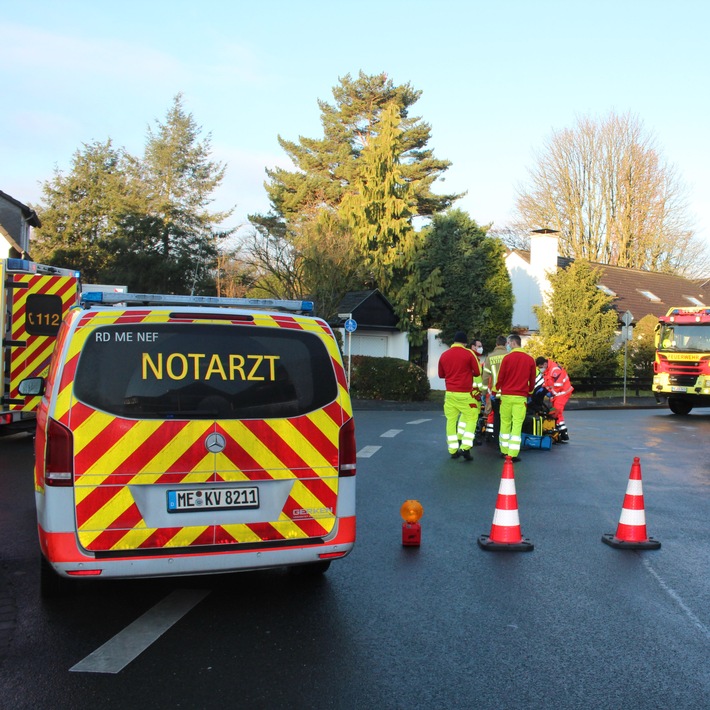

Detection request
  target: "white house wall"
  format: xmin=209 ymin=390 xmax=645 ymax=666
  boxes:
xmin=507 ymin=252 xmax=541 ymax=331
xmin=428 ymin=328 xmax=447 ymax=390
xmin=338 ymin=330 xmax=409 ymax=360
xmin=506 ymin=234 xmax=560 ymax=333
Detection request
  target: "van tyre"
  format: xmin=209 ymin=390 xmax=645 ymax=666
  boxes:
xmin=40 ymin=555 xmax=75 ymax=598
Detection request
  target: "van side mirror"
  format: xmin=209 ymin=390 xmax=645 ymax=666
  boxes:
xmin=18 ymin=377 xmax=45 ymax=397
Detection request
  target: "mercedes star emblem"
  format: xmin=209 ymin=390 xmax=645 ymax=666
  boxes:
xmin=205 ymin=432 xmax=227 ymax=453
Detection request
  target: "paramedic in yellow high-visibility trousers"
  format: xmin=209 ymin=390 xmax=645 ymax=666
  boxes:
xmin=494 ymin=334 xmax=537 ymax=462
xmin=438 ymin=331 xmax=482 ymax=461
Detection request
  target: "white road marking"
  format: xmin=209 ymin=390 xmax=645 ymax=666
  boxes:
xmin=357 ymin=445 xmax=382 ymax=458
xmin=407 ymin=418 xmax=432 ymax=425
xmin=642 ymin=558 xmax=709 ymax=640
xmin=381 ymin=429 xmax=402 ymax=438
xmin=70 ymin=588 xmax=210 ymax=674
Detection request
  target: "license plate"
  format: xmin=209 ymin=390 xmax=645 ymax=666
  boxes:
xmin=671 ymin=386 xmax=687 ymax=392
xmin=167 ymin=486 xmax=259 ymax=513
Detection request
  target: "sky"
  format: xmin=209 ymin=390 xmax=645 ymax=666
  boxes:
xmin=2 ymin=0 xmax=710 ymax=248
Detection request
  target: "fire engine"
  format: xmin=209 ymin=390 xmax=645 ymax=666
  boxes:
xmin=653 ymin=306 xmax=710 ymax=415
xmin=0 ymin=258 xmax=81 ymax=434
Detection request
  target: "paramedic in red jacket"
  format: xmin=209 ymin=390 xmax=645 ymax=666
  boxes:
xmin=495 ymin=334 xmax=537 ymax=461
xmin=535 ymin=356 xmax=574 ymax=442
xmin=438 ymin=331 xmax=481 ymax=460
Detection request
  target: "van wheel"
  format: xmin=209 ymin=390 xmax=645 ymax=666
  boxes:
xmin=40 ymin=555 xmax=74 ymax=598
xmin=289 ymin=560 xmax=331 ymax=576
xmin=668 ymin=398 xmax=692 ymax=415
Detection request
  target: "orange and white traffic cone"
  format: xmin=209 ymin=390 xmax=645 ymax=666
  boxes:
xmin=602 ymin=457 xmax=661 ymax=550
xmin=478 ymin=456 xmax=534 ymax=551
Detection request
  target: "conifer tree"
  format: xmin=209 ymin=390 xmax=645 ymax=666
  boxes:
xmin=419 ymin=209 xmax=513 ymax=347
xmin=340 ymin=103 xmax=442 ymax=342
xmin=133 ymin=93 xmax=232 ymax=293
xmin=531 ymin=259 xmax=618 ymax=378
xmin=257 ymin=71 xmax=460 ymax=224
xmin=250 ymin=73 xmax=458 ymax=338
xmin=33 ymin=140 xmax=132 ymax=281
xmin=34 ymin=95 xmax=232 ymax=294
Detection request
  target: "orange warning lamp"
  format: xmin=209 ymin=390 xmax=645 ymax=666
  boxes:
xmin=401 ymin=499 xmax=423 ymax=546
xmin=400 ymin=500 xmax=424 ymax=523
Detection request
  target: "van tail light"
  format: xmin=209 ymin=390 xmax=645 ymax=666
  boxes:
xmin=338 ymin=417 xmax=356 ymax=477
xmin=45 ymin=418 xmax=74 ymax=486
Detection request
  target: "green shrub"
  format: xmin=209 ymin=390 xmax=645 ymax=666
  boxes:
xmin=349 ymin=355 xmax=430 ymax=401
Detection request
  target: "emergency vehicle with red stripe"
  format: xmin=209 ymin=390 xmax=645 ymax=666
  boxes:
xmin=1 ymin=258 xmax=81 ymax=435
xmin=20 ymin=291 xmax=356 ymax=595
xmin=653 ymin=306 xmax=710 ymax=415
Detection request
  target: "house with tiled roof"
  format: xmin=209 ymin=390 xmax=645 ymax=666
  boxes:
xmin=0 ymin=190 xmax=40 ymax=259
xmin=506 ymin=232 xmax=709 ymax=332
xmin=333 ymin=289 xmax=409 ymax=359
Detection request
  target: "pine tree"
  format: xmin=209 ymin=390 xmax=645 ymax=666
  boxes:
xmin=532 ymin=259 xmax=618 ymax=378
xmin=33 ymin=140 xmax=132 ymax=281
xmin=135 ymin=94 xmax=232 ymax=293
xmin=255 ymin=71 xmax=461 ymax=225
xmin=340 ymin=103 xmax=443 ymax=342
xmin=34 ymin=95 xmax=232 ymax=294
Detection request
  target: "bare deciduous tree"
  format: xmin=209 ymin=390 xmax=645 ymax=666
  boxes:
xmin=515 ymin=112 xmax=707 ymax=277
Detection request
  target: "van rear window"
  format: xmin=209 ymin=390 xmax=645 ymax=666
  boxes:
xmin=73 ymin=323 xmax=338 ymax=419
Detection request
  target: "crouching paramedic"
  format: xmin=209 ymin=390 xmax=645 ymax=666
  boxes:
xmin=438 ymin=331 xmax=481 ymax=460
xmin=535 ymin=357 xmax=574 ymax=442
xmin=495 ymin=334 xmax=537 ymax=461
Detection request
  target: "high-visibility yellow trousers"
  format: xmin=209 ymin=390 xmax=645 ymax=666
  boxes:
xmin=444 ymin=391 xmax=479 ymax=453
xmin=499 ymin=394 xmax=527 ymax=457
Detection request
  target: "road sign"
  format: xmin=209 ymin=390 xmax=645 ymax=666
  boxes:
xmin=622 ymin=310 xmax=634 ymax=326
xmin=344 ymin=318 xmax=357 ymax=333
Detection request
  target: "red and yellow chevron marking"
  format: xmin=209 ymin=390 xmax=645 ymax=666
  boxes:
xmin=8 ymin=273 xmax=79 ymax=411
xmin=58 ymin=307 xmax=351 ymax=554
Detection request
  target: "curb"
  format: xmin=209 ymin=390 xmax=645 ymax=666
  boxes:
xmin=352 ymin=397 xmax=665 ymax=412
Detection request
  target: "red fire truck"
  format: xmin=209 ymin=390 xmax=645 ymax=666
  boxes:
xmin=653 ymin=306 xmax=710 ymax=415
xmin=0 ymin=258 xmax=81 ymax=434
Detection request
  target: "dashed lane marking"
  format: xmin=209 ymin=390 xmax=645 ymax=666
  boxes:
xmin=381 ymin=429 xmax=402 ymax=438
xmin=70 ymin=589 xmax=210 ymax=674
xmin=407 ymin=418 xmax=432 ymax=425
xmin=357 ymin=445 xmax=382 ymax=458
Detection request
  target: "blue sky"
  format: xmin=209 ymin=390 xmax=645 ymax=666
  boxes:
xmin=2 ymin=0 xmax=709 ymax=247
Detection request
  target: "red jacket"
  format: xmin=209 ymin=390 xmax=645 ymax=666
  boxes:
xmin=496 ymin=349 xmax=537 ymax=397
xmin=543 ymin=360 xmax=574 ymax=397
xmin=438 ymin=343 xmax=481 ymax=392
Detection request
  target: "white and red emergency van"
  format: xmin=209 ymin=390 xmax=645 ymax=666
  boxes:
xmin=1 ymin=258 xmax=81 ymax=435
xmin=21 ymin=292 xmax=357 ymax=595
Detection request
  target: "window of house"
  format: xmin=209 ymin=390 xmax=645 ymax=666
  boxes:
xmin=638 ymin=289 xmax=661 ymax=302
xmin=684 ymin=295 xmax=705 ymax=307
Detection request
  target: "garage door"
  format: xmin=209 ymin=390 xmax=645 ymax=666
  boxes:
xmin=349 ymin=334 xmax=388 ymax=357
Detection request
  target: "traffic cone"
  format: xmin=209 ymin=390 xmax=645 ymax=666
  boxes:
xmin=478 ymin=456 xmax=534 ymax=551
xmin=602 ymin=457 xmax=661 ymax=550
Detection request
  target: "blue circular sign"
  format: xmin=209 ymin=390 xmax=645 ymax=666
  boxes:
xmin=344 ymin=318 xmax=358 ymax=333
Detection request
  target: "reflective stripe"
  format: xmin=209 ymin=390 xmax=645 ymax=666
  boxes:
xmin=492 ymin=508 xmax=521 ymax=526
xmin=461 ymin=432 xmax=474 ymax=446
xmin=498 ymin=479 xmax=517 ymax=495
xmin=625 ymin=480 xmax=644 ymax=496
xmin=507 ymin=434 xmax=522 ymax=454
xmin=619 ymin=508 xmax=647 ymax=526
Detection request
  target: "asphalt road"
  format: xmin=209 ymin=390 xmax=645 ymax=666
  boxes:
xmin=0 ymin=407 xmax=708 ymax=709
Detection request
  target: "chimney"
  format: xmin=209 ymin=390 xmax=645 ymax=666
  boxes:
xmin=530 ymin=229 xmax=559 ymax=300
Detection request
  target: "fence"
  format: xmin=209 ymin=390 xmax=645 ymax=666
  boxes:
xmin=573 ymin=376 xmax=653 ymax=397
